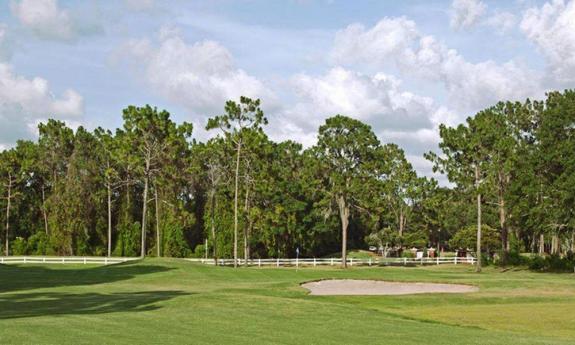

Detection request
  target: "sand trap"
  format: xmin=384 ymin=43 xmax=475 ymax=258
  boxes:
xmin=302 ymin=279 xmax=478 ymax=296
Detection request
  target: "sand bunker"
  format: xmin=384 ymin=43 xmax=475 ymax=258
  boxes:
xmin=302 ymin=279 xmax=478 ymax=296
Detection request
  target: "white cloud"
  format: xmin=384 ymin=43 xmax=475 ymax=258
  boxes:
xmin=10 ymin=0 xmax=101 ymax=42
xmin=0 ymin=63 xmax=83 ymax=146
xmin=10 ymin=0 xmax=75 ymax=41
xmin=118 ymin=28 xmax=275 ymax=116
xmin=273 ymin=67 xmax=448 ymax=152
xmin=485 ymin=11 xmax=517 ymax=34
xmin=450 ymin=0 xmax=487 ymax=30
xmin=520 ymin=0 xmax=575 ymax=82
xmin=331 ymin=17 xmax=542 ymax=113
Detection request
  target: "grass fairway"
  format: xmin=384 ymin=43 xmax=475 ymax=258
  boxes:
xmin=1 ymin=259 xmax=574 ymax=344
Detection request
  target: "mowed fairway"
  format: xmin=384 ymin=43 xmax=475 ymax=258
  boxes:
xmin=1 ymin=259 xmax=574 ymax=345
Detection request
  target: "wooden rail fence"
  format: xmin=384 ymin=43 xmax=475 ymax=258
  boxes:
xmin=0 ymin=256 xmax=140 ymax=265
xmin=186 ymin=256 xmax=476 ymax=267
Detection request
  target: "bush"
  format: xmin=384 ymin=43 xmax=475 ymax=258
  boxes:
xmin=528 ymin=254 xmax=575 ymax=272
xmin=449 ymin=225 xmax=499 ymax=254
xmin=113 ymin=222 xmax=141 ymax=257
xmin=163 ymin=222 xmax=191 ymax=258
xmin=11 ymin=237 xmax=28 ymax=255
xmin=496 ymin=250 xmax=529 ymax=266
xmin=192 ymin=244 xmax=206 ymax=258
xmin=401 ymin=251 xmax=415 ymax=258
xmin=27 ymin=232 xmax=49 ymax=255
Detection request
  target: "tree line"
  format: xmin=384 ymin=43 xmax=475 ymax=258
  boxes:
xmin=1 ymin=91 xmax=574 ymax=269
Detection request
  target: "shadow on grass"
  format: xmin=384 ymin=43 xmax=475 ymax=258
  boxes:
xmin=0 ymin=290 xmax=189 ymax=319
xmin=0 ymin=261 xmax=173 ymax=293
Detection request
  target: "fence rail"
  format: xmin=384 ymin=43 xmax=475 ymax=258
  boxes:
xmin=0 ymin=256 xmax=140 ymax=265
xmin=186 ymin=256 xmax=476 ymax=267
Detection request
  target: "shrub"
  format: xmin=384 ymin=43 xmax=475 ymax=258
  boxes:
xmin=27 ymin=232 xmax=49 ymax=255
xmin=163 ymin=222 xmax=191 ymax=258
xmin=528 ymin=254 xmax=575 ymax=272
xmin=449 ymin=225 xmax=499 ymax=254
xmin=113 ymin=222 xmax=141 ymax=257
xmin=401 ymin=251 xmax=415 ymax=258
xmin=11 ymin=237 xmax=28 ymax=255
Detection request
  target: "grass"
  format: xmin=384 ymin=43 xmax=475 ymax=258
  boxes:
xmin=1 ymin=259 xmax=574 ymax=344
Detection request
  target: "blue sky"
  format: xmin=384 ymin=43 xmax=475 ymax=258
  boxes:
xmin=1 ymin=0 xmax=574 ymax=180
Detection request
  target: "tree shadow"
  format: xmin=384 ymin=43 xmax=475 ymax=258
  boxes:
xmin=0 ymin=290 xmax=189 ymax=319
xmin=0 ymin=261 xmax=173 ymax=293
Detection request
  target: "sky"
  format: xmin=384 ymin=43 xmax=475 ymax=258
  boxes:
xmin=0 ymin=0 xmax=574 ymax=182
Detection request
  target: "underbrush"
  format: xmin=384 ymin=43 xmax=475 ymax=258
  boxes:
xmin=495 ymin=251 xmax=575 ymax=272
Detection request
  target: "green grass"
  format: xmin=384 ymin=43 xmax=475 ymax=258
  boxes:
xmin=1 ymin=259 xmax=574 ymax=344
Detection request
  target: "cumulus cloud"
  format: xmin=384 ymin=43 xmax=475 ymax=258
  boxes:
xmin=273 ymin=67 xmax=449 ymax=153
xmin=0 ymin=63 xmax=83 ymax=147
xmin=450 ymin=0 xmax=487 ymax=30
xmin=331 ymin=16 xmax=542 ymax=113
xmin=485 ymin=11 xmax=517 ymax=34
xmin=520 ymin=0 xmax=575 ymax=83
xmin=10 ymin=0 xmax=101 ymax=41
xmin=118 ymin=28 xmax=275 ymax=117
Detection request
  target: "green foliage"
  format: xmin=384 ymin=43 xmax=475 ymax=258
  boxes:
xmin=27 ymin=232 xmax=49 ymax=255
xmin=113 ymin=223 xmax=141 ymax=257
xmin=10 ymin=237 xmax=27 ymax=255
xmin=163 ymin=222 xmax=192 ymax=258
xmin=402 ymin=230 xmax=428 ymax=248
xmin=449 ymin=225 xmax=499 ymax=252
xmin=3 ymin=91 xmax=575 ymax=263
xmin=528 ymin=254 xmax=575 ymax=272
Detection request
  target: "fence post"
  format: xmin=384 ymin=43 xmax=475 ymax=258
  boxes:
xmin=454 ymin=256 xmax=458 ymax=265
xmin=331 ymin=258 xmax=334 ymax=266
xmin=369 ymin=258 xmax=372 ymax=266
xmin=84 ymin=257 xmax=87 ymax=265
xmin=105 ymin=257 xmax=108 ymax=265
xmin=258 ymin=258 xmax=261 ymax=267
xmin=24 ymin=257 xmax=27 ymax=264
xmin=350 ymin=258 xmax=353 ymax=266
xmin=314 ymin=258 xmax=316 ymax=267
xmin=0 ymin=257 xmax=3 ymax=264
xmin=62 ymin=257 xmax=65 ymax=264
xmin=277 ymin=258 xmax=280 ymax=267
xmin=404 ymin=257 xmax=407 ymax=266
xmin=436 ymin=256 xmax=439 ymax=265
xmin=43 ymin=257 xmax=46 ymax=263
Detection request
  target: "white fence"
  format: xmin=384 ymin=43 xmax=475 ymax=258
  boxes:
xmin=0 ymin=256 xmax=140 ymax=265
xmin=186 ymin=256 xmax=476 ymax=267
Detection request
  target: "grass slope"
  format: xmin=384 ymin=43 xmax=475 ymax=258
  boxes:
xmin=1 ymin=259 xmax=574 ymax=344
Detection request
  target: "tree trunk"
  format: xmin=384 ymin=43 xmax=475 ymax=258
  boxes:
xmin=5 ymin=175 xmax=11 ymax=256
xmin=141 ymin=173 xmax=149 ymax=258
xmin=41 ymin=186 xmax=48 ymax=236
xmin=337 ymin=195 xmax=350 ymax=268
xmin=155 ymin=187 xmax=160 ymax=257
xmin=125 ymin=178 xmax=131 ymax=223
xmin=499 ymin=191 xmax=508 ymax=257
xmin=243 ymin=182 xmax=250 ymax=267
xmin=107 ymin=182 xmax=112 ymax=257
xmin=233 ymin=141 xmax=241 ymax=268
xmin=571 ymin=231 xmax=574 ymax=253
xmin=539 ymin=233 xmax=545 ymax=255
xmin=210 ymin=193 xmax=218 ymax=265
xmin=399 ymin=209 xmax=404 ymax=237
xmin=475 ymin=165 xmax=482 ymax=273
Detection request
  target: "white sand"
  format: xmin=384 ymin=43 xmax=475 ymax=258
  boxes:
xmin=301 ymin=279 xmax=478 ymax=296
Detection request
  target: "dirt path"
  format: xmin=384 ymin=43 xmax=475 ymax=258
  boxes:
xmin=302 ymin=279 xmax=478 ymax=295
